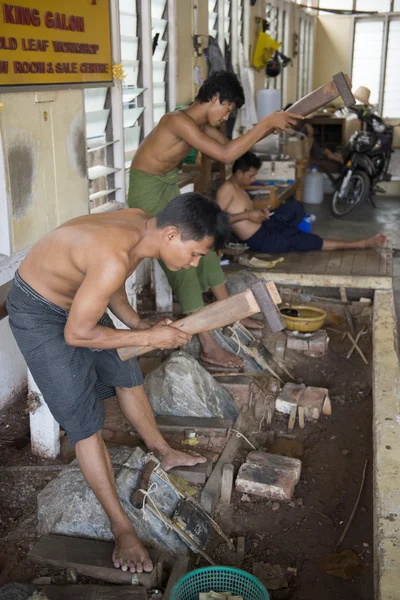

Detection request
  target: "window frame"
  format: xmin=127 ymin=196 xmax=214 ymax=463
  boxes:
xmin=350 ymin=11 xmax=400 ymax=117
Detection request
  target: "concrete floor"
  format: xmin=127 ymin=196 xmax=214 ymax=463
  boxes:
xmin=309 ymin=194 xmax=400 ymax=317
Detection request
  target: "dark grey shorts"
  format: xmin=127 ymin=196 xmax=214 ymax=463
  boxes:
xmin=6 ymin=272 xmax=143 ymax=444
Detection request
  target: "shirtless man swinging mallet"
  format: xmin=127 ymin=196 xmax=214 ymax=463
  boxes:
xmin=7 ymin=194 xmax=230 ymax=574
xmin=128 ymin=71 xmax=302 ymax=370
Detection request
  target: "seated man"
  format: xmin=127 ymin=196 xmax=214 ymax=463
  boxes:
xmin=128 ymin=71 xmax=301 ymax=369
xmin=216 ymin=152 xmax=386 ymax=253
xmin=7 ymin=193 xmax=229 ymax=575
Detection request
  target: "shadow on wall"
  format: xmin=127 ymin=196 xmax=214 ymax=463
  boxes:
xmin=67 ymin=111 xmax=87 ymax=179
xmin=8 ymin=130 xmax=37 ymax=222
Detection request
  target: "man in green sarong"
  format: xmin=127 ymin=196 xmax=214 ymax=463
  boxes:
xmin=129 ymin=71 xmax=301 ymax=369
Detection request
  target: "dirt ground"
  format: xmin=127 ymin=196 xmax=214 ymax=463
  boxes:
xmin=0 ymin=312 xmax=373 ymax=599
xmin=212 ymin=326 xmax=373 ymax=600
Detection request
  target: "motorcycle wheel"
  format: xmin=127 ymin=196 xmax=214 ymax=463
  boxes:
xmin=331 ymin=171 xmax=371 ymax=218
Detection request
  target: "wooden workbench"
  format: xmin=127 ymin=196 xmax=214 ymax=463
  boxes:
xmin=246 ymin=159 xmax=308 ymax=209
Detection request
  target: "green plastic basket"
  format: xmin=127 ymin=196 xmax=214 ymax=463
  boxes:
xmin=170 ymin=566 xmax=270 ymax=600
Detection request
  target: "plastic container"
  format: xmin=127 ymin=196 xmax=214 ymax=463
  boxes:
xmin=298 ymin=213 xmax=314 ymax=233
xmin=303 ymin=167 xmax=324 ymax=205
xmin=171 ymin=567 xmax=270 ymax=600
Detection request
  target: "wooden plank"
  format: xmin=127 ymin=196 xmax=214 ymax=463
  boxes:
xmin=29 ymin=535 xmax=162 ymax=587
xmin=385 ymin=248 xmax=393 ymax=277
xmin=364 ymin=249 xmax=381 ymax=276
xmin=324 ymin=251 xmax=344 ymax=275
xmin=38 ymin=585 xmax=147 ymax=600
xmin=257 ymin=271 xmax=392 ymax=290
xmin=156 ymin=416 xmax=232 ymax=437
xmin=339 ymin=252 xmax=355 ymax=275
xmin=378 ymin=248 xmax=388 ymax=276
xmin=118 ymin=287 xmax=262 ymax=361
xmin=169 ymin=460 xmax=212 ymax=484
xmin=311 ymin=252 xmax=329 ymax=275
xmin=351 ymin=249 xmax=368 ymax=276
xmin=0 ymin=281 xmax=12 ymax=320
xmin=201 ymin=411 xmax=248 ymax=514
xmin=164 ymin=556 xmax=191 ymax=600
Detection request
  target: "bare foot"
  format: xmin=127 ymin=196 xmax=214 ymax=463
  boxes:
xmin=240 ymin=316 xmax=264 ymax=330
xmin=363 ymin=233 xmax=387 ymax=248
xmin=112 ymin=529 xmax=153 ymax=573
xmin=200 ymin=346 xmax=244 ymax=369
xmin=160 ymin=446 xmax=207 ymax=471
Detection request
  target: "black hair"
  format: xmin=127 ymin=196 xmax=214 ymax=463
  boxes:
xmin=156 ymin=192 xmax=231 ymax=251
xmin=232 ymin=152 xmax=262 ymax=174
xmin=196 ymin=71 xmax=245 ymax=109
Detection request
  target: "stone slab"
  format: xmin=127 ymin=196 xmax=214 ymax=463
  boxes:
xmin=37 ymin=447 xmax=188 ymax=556
xmin=145 ymin=352 xmax=238 ymax=420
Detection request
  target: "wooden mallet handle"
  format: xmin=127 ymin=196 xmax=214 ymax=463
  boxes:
xmin=117 ymin=281 xmax=282 ymax=362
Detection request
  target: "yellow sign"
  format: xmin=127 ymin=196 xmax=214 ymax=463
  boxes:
xmin=0 ymin=0 xmax=112 ymax=88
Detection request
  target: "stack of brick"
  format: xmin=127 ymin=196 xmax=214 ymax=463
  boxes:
xmin=235 ymin=451 xmax=302 ymax=501
xmin=275 ymin=382 xmax=331 ymax=420
xmin=285 ymin=329 xmax=329 ymax=357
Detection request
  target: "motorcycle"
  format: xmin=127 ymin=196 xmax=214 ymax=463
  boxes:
xmin=331 ymin=107 xmax=399 ymax=218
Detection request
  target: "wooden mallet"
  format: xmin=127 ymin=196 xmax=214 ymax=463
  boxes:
xmin=117 ymin=280 xmax=285 ymax=361
xmin=286 ymin=72 xmax=356 ymax=117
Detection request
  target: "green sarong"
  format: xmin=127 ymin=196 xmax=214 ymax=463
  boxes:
xmin=128 ymin=168 xmax=225 ymax=313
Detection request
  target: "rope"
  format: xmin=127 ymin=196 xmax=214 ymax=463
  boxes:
xmin=139 ymin=481 xmax=171 ymax=529
xmin=144 ymin=452 xmax=183 ymax=498
xmin=231 ymin=428 xmax=257 ymax=450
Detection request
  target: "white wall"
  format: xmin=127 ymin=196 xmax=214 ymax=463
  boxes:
xmin=0 ymin=319 xmax=27 ymax=410
xmin=0 ymin=89 xmax=89 ymax=410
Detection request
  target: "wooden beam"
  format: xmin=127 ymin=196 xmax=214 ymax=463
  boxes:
xmin=169 ymin=460 xmax=212 ymax=484
xmin=156 ymin=416 xmax=233 ymax=437
xmin=164 ymin=556 xmax=191 ymax=600
xmin=201 ymin=411 xmax=248 ymax=514
xmin=257 ymin=272 xmax=392 ymax=291
xmin=29 ymin=535 xmax=162 ymax=588
xmin=36 ymin=586 xmax=147 ymax=600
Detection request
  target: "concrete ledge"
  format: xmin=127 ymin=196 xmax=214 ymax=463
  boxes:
xmin=373 ymin=289 xmax=400 ymax=600
xmin=256 ymin=272 xmax=392 ymax=291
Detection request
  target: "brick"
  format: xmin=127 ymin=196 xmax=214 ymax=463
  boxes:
xmin=235 ymin=451 xmax=302 ymax=502
xmin=275 ymin=382 xmax=306 ymax=415
xmin=235 ymin=463 xmax=295 ymax=501
xmin=275 ymin=383 xmax=330 ymax=420
xmin=246 ymin=451 xmax=302 ymax=484
xmin=301 ymin=387 xmax=329 ymax=420
xmin=286 ymin=330 xmax=329 ymax=357
xmin=220 ymin=463 xmax=234 ymax=505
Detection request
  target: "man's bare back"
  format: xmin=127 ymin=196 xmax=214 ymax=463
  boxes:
xmin=19 ymin=209 xmax=147 ymax=311
xmin=217 ymin=179 xmax=269 ymax=240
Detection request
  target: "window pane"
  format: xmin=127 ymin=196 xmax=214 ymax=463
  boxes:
xmin=352 ymin=19 xmax=384 ymax=105
xmin=383 ymin=20 xmax=400 ymax=117
xmin=394 ymin=0 xmax=400 ymax=10
xmin=319 ymin=0 xmax=352 ymax=9
xmin=356 ymin=0 xmax=391 ymax=11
